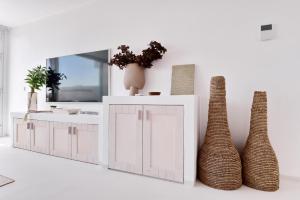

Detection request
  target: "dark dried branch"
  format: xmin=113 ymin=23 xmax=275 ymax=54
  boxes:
xmin=109 ymin=41 xmax=167 ymax=69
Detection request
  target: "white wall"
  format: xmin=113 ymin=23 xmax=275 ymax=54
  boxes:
xmin=8 ymin=0 xmax=300 ymax=178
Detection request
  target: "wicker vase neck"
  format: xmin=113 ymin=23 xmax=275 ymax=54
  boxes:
xmin=210 ymin=76 xmax=226 ymax=100
xmin=207 ymin=76 xmax=229 ymax=137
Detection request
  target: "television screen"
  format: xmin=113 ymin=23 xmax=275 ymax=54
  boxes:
xmin=46 ymin=50 xmax=109 ymax=102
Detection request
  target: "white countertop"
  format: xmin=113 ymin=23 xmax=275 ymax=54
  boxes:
xmin=11 ymin=112 xmax=101 ymax=124
xmin=103 ymin=95 xmax=197 ymax=105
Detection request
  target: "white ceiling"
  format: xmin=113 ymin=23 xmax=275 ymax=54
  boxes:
xmin=0 ymin=0 xmax=96 ymax=27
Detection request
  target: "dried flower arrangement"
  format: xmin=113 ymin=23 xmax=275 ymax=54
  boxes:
xmin=109 ymin=41 xmax=167 ymax=69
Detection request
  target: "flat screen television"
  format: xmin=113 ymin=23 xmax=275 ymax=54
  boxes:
xmin=46 ymin=50 xmax=109 ymax=102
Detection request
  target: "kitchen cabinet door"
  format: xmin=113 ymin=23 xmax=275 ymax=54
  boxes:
xmin=50 ymin=122 xmax=72 ymax=159
xmin=143 ymin=106 xmax=184 ymax=183
xmin=31 ymin=120 xmax=50 ymax=154
xmin=14 ymin=119 xmax=31 ymax=150
xmin=72 ymin=124 xmax=99 ymax=164
xmin=108 ymin=105 xmax=143 ymax=174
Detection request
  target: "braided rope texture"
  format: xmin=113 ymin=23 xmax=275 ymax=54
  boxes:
xmin=242 ymin=91 xmax=279 ymax=191
xmin=198 ymin=76 xmax=242 ymax=190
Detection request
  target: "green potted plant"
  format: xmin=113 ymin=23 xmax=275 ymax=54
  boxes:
xmin=25 ymin=65 xmax=47 ymax=111
xmin=109 ymin=41 xmax=167 ymax=95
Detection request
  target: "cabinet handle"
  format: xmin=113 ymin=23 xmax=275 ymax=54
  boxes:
xmin=16 ymin=131 xmax=18 ymax=143
xmin=31 ymin=123 xmax=34 ymax=130
xmin=76 ymin=128 xmax=79 ymax=154
xmin=146 ymin=110 xmax=150 ymax=120
xmin=52 ymin=131 xmax=55 ymax=150
xmin=33 ymin=129 xmax=35 ymax=146
xmin=138 ymin=110 xmax=142 ymax=120
xmin=73 ymin=127 xmax=76 ymax=135
xmin=27 ymin=123 xmax=30 ymax=129
xmin=68 ymin=127 xmax=72 ymax=134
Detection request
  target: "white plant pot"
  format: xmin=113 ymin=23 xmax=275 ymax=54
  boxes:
xmin=123 ymin=63 xmax=145 ymax=96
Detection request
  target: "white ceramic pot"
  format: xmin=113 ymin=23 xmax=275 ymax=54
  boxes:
xmin=123 ymin=63 xmax=145 ymax=96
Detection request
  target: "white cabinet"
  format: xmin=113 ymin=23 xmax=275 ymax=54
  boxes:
xmin=108 ymin=105 xmax=143 ymax=174
xmin=12 ymin=113 xmax=100 ymax=165
xmin=108 ymin=105 xmax=184 ymax=183
xmin=50 ymin=122 xmax=99 ymax=164
xmin=14 ymin=119 xmax=50 ymax=154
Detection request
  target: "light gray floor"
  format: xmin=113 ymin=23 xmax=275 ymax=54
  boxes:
xmin=0 ymin=137 xmax=299 ymax=200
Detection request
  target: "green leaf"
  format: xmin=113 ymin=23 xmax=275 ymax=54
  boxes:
xmin=25 ymin=65 xmax=47 ymax=92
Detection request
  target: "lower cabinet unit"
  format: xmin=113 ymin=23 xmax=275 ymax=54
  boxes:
xmin=12 ymin=114 xmax=100 ymax=164
xmin=108 ymin=105 xmax=184 ymax=183
xmin=14 ymin=119 xmax=50 ymax=154
xmin=50 ymin=122 xmax=99 ymax=164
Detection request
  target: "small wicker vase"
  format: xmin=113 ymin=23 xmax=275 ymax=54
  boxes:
xmin=198 ymin=76 xmax=242 ymax=190
xmin=242 ymin=91 xmax=279 ymax=191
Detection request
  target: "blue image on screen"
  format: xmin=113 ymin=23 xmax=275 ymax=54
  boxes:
xmin=46 ymin=50 xmax=109 ymax=102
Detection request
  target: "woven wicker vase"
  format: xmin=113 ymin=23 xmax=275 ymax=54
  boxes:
xmin=198 ymin=76 xmax=242 ymax=190
xmin=242 ymin=91 xmax=279 ymax=191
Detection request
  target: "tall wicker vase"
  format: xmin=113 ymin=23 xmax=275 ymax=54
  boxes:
xmin=242 ymin=91 xmax=279 ymax=191
xmin=198 ymin=76 xmax=242 ymax=190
